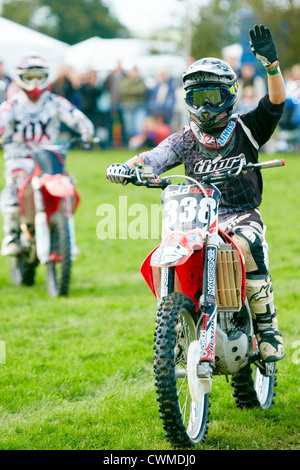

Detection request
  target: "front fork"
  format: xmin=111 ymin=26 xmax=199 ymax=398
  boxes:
xmin=159 ymin=249 xmax=218 ymax=402
xmin=32 ymin=176 xmax=51 ymax=265
xmin=197 ymin=243 xmax=218 ymax=378
xmin=160 ymin=266 xmax=174 ymax=298
xmin=159 ymin=245 xmax=218 ymax=376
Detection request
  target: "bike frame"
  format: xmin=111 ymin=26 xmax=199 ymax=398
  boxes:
xmin=141 ymin=179 xmax=246 ymax=375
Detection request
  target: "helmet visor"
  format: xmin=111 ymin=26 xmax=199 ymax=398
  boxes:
xmin=185 ymin=87 xmax=232 ymax=108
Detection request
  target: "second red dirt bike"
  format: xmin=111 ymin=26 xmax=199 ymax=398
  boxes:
xmin=124 ymin=155 xmax=284 ymax=448
xmin=8 ymin=140 xmax=83 ymax=297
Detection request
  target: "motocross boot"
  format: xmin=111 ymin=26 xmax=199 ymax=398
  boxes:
xmin=1 ymin=208 xmax=20 ymax=256
xmin=246 ymin=273 xmax=284 ymax=362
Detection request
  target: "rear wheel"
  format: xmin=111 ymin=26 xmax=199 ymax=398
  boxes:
xmin=47 ymin=209 xmax=71 ymax=297
xmin=154 ymin=292 xmax=210 ymax=448
xmin=231 ymin=363 xmax=277 ymax=409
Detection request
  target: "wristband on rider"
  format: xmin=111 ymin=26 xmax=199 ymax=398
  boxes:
xmin=266 ymin=61 xmax=280 ymax=75
xmin=267 ymin=66 xmax=280 ymax=76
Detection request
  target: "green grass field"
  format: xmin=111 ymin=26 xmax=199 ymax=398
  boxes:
xmin=0 ymin=148 xmax=299 ymax=451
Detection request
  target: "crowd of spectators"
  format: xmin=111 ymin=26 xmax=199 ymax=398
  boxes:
xmin=226 ymin=56 xmax=300 ymax=152
xmin=277 ymin=64 xmax=300 ymax=152
xmin=0 ymin=57 xmax=300 ymax=152
xmin=50 ymin=60 xmax=182 ymax=150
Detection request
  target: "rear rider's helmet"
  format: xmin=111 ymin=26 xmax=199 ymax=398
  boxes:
xmin=182 ymin=57 xmax=238 ymax=131
xmin=15 ymin=55 xmax=49 ymax=101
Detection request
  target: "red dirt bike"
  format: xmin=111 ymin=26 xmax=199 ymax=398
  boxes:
xmin=8 ymin=139 xmax=87 ymax=297
xmin=125 ymin=155 xmax=285 ymax=448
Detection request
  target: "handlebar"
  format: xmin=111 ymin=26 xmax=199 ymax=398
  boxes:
xmin=202 ymin=155 xmax=285 ymax=186
xmin=125 ymin=154 xmax=285 ymax=190
xmin=245 ymin=158 xmax=285 ymax=169
xmin=0 ymin=135 xmax=100 ymax=151
xmin=68 ymin=135 xmax=100 ymax=150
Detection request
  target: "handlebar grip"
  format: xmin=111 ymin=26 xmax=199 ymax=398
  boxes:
xmin=259 ymin=159 xmax=285 ymax=168
xmin=144 ymin=177 xmax=171 ymax=189
xmin=128 ymin=174 xmax=170 ymax=189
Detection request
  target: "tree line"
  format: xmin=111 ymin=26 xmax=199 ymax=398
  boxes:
xmin=2 ymin=0 xmax=300 ymax=71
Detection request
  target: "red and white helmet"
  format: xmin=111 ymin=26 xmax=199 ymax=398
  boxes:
xmin=15 ymin=55 xmax=49 ymax=100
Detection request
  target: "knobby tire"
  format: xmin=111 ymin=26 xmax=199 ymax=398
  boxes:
xmin=231 ymin=363 xmax=277 ymax=409
xmin=47 ymin=208 xmax=71 ymax=297
xmin=154 ymin=292 xmax=210 ymax=448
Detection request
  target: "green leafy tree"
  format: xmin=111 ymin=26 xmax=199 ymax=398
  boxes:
xmin=2 ymin=0 xmax=35 ymax=27
xmin=190 ymin=0 xmax=300 ymax=71
xmin=245 ymin=0 xmax=300 ymax=70
xmin=190 ymin=0 xmax=243 ymax=60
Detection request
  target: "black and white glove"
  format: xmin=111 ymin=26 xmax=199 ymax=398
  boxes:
xmin=106 ymin=163 xmax=131 ymax=184
xmin=249 ymin=24 xmax=278 ymax=67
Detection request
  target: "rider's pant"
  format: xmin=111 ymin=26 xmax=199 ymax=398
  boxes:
xmin=219 ymin=209 xmax=277 ymax=330
xmin=220 ymin=209 xmax=284 ymax=361
xmin=1 ymin=158 xmax=34 ymax=237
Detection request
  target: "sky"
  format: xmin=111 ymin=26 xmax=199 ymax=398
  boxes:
xmin=104 ymin=0 xmax=203 ymax=35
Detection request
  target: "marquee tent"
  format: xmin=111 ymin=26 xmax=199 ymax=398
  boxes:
xmin=0 ymin=17 xmax=69 ymax=79
xmin=64 ymin=36 xmax=186 ymax=83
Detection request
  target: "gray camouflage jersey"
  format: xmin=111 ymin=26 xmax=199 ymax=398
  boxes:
xmin=140 ymin=94 xmax=284 ymax=216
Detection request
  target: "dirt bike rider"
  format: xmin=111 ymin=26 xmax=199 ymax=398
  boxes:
xmin=0 ymin=54 xmax=94 ymax=256
xmin=106 ymin=25 xmax=285 ymax=363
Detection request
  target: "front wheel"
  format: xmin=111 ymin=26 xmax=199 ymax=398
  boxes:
xmin=154 ymin=292 xmax=210 ymax=448
xmin=47 ymin=209 xmax=71 ymax=297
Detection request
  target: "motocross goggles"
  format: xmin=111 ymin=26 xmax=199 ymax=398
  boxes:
xmin=19 ymin=69 xmax=48 ymax=87
xmin=185 ymin=85 xmax=236 ymax=109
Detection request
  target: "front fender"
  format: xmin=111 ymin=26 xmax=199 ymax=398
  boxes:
xmin=140 ymin=245 xmax=204 ymax=311
xmin=150 ymin=242 xmax=193 ymax=268
xmin=150 ymin=229 xmax=204 ymax=268
xmin=43 ymin=174 xmax=75 ymax=198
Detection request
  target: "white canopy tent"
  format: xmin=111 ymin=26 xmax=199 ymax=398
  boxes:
xmin=0 ymin=17 xmax=69 ymax=80
xmin=222 ymin=43 xmax=243 ymax=70
xmin=64 ymin=36 xmax=186 ymax=85
xmin=0 ymin=17 xmax=186 ymax=89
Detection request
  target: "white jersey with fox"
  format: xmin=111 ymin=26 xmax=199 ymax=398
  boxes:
xmin=0 ymin=90 xmax=94 ymax=159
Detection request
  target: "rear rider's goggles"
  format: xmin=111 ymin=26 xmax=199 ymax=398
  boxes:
xmin=185 ymin=85 xmax=237 ymax=108
xmin=19 ymin=70 xmax=48 ymax=86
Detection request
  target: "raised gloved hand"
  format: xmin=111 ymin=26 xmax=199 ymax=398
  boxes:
xmin=106 ymin=163 xmax=131 ymax=184
xmin=249 ymin=24 xmax=278 ymax=67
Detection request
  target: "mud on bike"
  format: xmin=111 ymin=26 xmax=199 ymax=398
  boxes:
xmin=123 ymin=155 xmax=285 ymax=448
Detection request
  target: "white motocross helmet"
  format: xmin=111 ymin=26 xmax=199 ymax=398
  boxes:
xmin=15 ymin=55 xmax=50 ymax=100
